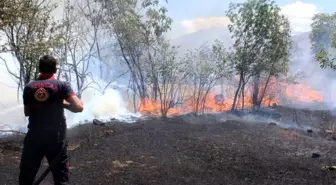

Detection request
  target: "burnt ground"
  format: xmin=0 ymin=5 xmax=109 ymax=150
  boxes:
xmin=1 ymin=112 xmax=336 ymax=185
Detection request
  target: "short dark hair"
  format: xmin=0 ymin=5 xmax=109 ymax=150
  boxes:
xmin=39 ymin=55 xmax=57 ymax=74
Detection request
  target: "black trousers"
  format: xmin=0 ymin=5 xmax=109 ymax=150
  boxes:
xmin=19 ymin=129 xmax=69 ymax=185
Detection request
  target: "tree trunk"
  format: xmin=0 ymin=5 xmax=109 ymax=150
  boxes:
xmin=96 ymin=42 xmax=103 ymax=79
xmin=220 ymin=77 xmax=224 ymax=94
xmin=252 ymin=75 xmax=260 ymax=107
xmin=194 ymin=82 xmax=203 ymax=115
xmin=201 ymin=90 xmax=210 ymax=114
xmin=131 ymin=80 xmax=137 ymax=113
xmin=258 ymin=72 xmax=272 ymax=107
xmin=241 ymin=78 xmax=245 ymax=110
xmin=139 ymin=77 xmax=147 ymax=99
xmin=232 ymin=72 xmax=243 ymax=111
xmin=161 ymin=108 xmax=168 ymax=118
xmin=117 ymin=37 xmax=145 ymax=100
xmin=152 ymin=80 xmax=158 ymax=101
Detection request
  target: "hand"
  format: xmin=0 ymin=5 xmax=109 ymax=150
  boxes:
xmin=63 ymin=99 xmax=70 ymax=109
xmin=76 ymin=92 xmax=81 ymax=99
xmin=63 ymin=96 xmax=84 ymax=113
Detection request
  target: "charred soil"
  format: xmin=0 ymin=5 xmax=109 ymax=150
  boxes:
xmin=1 ymin=116 xmax=336 ymax=185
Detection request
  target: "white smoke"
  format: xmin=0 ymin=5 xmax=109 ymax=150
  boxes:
xmin=288 ymin=32 xmax=336 ymax=111
xmin=64 ymin=80 xmax=141 ymax=128
xmin=0 ymin=53 xmax=140 ymax=134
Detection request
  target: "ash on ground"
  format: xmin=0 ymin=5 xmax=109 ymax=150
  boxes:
xmin=1 ymin=106 xmax=336 ymax=185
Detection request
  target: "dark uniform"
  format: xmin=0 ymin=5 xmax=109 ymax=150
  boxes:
xmin=19 ymin=74 xmax=75 ymax=185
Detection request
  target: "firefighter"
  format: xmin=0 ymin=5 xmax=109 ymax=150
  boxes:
xmin=19 ymin=55 xmax=84 ymax=185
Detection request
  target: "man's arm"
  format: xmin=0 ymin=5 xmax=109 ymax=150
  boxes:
xmin=23 ymin=86 xmax=30 ymax=117
xmin=24 ymin=106 xmax=30 ymax=117
xmin=62 ymin=82 xmax=84 ymax=113
xmin=63 ymin=96 xmax=84 ymax=113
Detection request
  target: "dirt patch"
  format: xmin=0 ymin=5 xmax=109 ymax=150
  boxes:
xmin=1 ymin=116 xmax=336 ymax=185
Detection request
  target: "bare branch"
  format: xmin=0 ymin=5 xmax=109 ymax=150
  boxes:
xmin=0 ymin=129 xmax=26 ymax=135
xmin=0 ymin=56 xmax=19 ymax=79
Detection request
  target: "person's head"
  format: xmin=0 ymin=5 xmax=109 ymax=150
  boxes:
xmin=38 ymin=55 xmax=57 ymax=74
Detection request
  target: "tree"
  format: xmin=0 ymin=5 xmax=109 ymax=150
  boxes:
xmin=76 ymin=0 xmax=108 ymax=79
xmin=251 ymin=6 xmax=291 ymax=108
xmin=0 ymin=0 xmax=63 ymax=92
xmin=311 ymin=13 xmax=336 ymax=54
xmin=226 ymin=0 xmax=291 ymax=110
xmin=183 ymin=41 xmax=230 ymax=115
xmin=311 ymin=13 xmax=336 ymax=70
xmin=143 ymin=39 xmax=188 ymax=117
xmin=56 ymin=0 xmax=106 ymax=98
xmin=97 ymin=0 xmax=173 ymax=107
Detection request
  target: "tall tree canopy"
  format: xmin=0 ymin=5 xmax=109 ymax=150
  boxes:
xmin=0 ymin=0 xmax=63 ymax=89
xmin=227 ymin=0 xmax=292 ymax=110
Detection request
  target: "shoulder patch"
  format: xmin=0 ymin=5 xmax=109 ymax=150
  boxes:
xmin=34 ymin=87 xmax=49 ymax=102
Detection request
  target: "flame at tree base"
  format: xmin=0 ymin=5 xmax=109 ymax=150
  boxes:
xmin=137 ymin=79 xmax=324 ymax=117
xmin=138 ymin=93 xmax=279 ymax=116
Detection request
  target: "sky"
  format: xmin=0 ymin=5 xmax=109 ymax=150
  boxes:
xmin=165 ymin=0 xmax=335 ymax=38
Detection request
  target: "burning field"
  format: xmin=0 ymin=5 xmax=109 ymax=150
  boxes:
xmin=137 ymin=77 xmax=325 ymax=117
xmin=1 ymin=82 xmax=336 ymax=185
xmin=1 ymin=76 xmax=335 ymax=185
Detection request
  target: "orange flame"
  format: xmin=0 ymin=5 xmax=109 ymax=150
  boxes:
xmin=137 ymin=79 xmax=324 ymax=116
xmin=139 ymin=99 xmax=183 ymax=116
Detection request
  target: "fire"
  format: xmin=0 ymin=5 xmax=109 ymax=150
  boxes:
xmin=284 ymin=84 xmax=324 ymax=103
xmin=137 ymin=79 xmax=324 ymax=116
xmin=184 ymin=92 xmax=234 ymax=113
xmin=138 ymin=99 xmax=183 ymax=116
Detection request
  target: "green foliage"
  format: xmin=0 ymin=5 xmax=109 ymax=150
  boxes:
xmin=96 ymin=0 xmax=173 ymax=99
xmin=185 ymin=43 xmax=229 ymax=86
xmin=311 ymin=13 xmax=336 ymax=54
xmin=0 ymin=0 xmax=9 ymax=29
xmin=333 ymin=32 xmax=336 ymax=48
xmin=227 ymin=0 xmax=291 ymax=76
xmin=0 ymin=0 xmax=64 ymax=87
xmin=311 ymin=13 xmax=336 ymax=70
xmin=226 ymin=0 xmax=292 ymax=109
xmin=152 ymin=41 xmax=185 ymax=85
xmin=98 ymin=0 xmax=172 ymax=47
xmin=148 ymin=39 xmax=188 ymax=117
xmin=183 ymin=42 xmax=230 ymax=114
